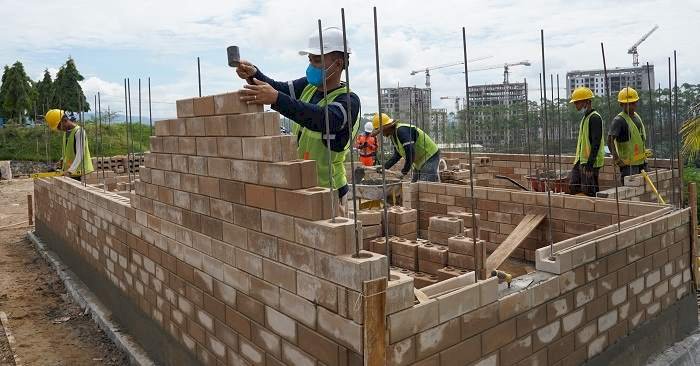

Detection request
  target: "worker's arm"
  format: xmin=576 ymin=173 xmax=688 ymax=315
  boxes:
xmin=607 ymin=116 xmax=625 ymax=166
xmin=394 ymin=126 xmax=417 ymax=175
xmin=253 ymin=68 xmax=307 ymax=99
xmin=383 ymin=147 xmax=402 ymax=170
xmin=586 ymin=113 xmax=603 ymax=168
xmin=66 ymin=128 xmax=85 ymax=174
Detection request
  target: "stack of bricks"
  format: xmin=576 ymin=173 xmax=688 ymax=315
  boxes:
xmin=386 ymin=206 xmax=418 ymax=240
xmin=427 ymin=215 xmax=463 ymax=245
xmin=36 ymin=90 xmax=394 ymax=366
xmin=349 ymin=209 xmax=383 ymax=249
xmin=447 ymin=210 xmax=481 ymax=239
xmin=388 ymin=236 xmax=420 ymax=271
xmin=446 ymin=234 xmax=484 ymax=270
xmin=416 ymin=242 xmax=448 ymax=275
xmin=598 ymin=169 xmax=675 ymax=203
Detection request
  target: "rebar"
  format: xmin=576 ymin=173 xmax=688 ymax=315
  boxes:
xmin=556 ymin=74 xmax=563 ymax=185
xmin=317 ymin=20 xmax=337 ymax=222
xmin=98 ymin=92 xmax=105 ymax=192
xmin=667 ymin=57 xmax=675 ymax=207
xmin=138 ymin=78 xmax=142 ymax=152
xmin=645 ymin=62 xmax=660 ymax=191
xmin=540 ymin=30 xmax=554 ymax=257
xmin=197 ymin=57 xmax=202 ymax=97
xmin=372 ymin=6 xmax=391 ymax=275
xmin=127 ymin=78 xmax=134 ymax=186
xmin=148 ymin=77 xmax=153 ymax=136
xmin=462 ymin=27 xmax=480 ymax=278
xmin=601 ymin=43 xmax=622 ymax=231
xmin=673 ymin=51 xmax=683 ymax=207
xmin=340 ymin=8 xmax=360 ymax=257
xmin=524 ymin=78 xmax=532 ymax=178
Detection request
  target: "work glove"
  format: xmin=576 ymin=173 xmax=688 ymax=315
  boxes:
xmin=645 ymin=149 xmax=653 ymax=158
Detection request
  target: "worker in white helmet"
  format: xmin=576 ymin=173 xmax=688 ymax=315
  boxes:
xmin=236 ymin=27 xmax=361 ymax=207
xmin=354 ymin=121 xmax=378 ymax=166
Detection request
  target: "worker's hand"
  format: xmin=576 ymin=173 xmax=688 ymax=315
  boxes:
xmin=613 ymin=157 xmax=625 ymax=167
xmin=236 ymin=60 xmax=257 ymax=80
xmin=239 ymin=79 xmax=279 ymax=105
xmin=645 ymin=149 xmax=653 ymax=158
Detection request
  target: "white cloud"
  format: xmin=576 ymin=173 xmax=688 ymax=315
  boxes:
xmin=1 ymin=0 xmax=698 ymax=117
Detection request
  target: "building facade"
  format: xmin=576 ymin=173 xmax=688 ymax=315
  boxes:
xmin=380 ymin=87 xmax=431 ymax=129
xmin=566 ymin=64 xmax=655 ymax=98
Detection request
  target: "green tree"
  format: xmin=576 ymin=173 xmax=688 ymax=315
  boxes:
xmin=1 ymin=61 xmax=34 ymax=124
xmin=0 ymin=66 xmax=9 ymax=118
xmin=34 ymin=69 xmax=54 ymax=116
xmin=51 ymin=58 xmax=90 ymax=112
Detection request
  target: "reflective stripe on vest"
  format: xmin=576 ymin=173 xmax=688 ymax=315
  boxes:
xmin=62 ymin=126 xmax=94 ymax=176
xmin=295 ymin=84 xmax=360 ymax=189
xmin=391 ymin=123 xmax=439 ymax=170
xmin=573 ymin=111 xmax=605 ymax=168
xmin=614 ymin=112 xmax=646 ymax=166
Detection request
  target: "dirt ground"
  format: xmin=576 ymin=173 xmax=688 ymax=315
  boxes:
xmin=0 ymin=179 xmax=128 ymax=366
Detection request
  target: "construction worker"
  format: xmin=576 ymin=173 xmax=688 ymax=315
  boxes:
xmin=569 ymin=87 xmax=604 ymax=196
xmin=372 ymin=113 xmax=440 ymax=182
xmin=607 ymin=87 xmax=647 ymax=184
xmin=355 ymin=122 xmax=377 ymax=166
xmin=236 ymin=27 xmax=360 ymax=207
xmin=44 ymin=109 xmax=94 ymax=179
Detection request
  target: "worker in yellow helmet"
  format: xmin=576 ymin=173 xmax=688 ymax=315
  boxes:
xmin=45 ymin=109 xmax=94 ymax=179
xmin=372 ymin=113 xmax=440 ymax=182
xmin=606 ymin=87 xmax=647 ymax=184
xmin=569 ymin=87 xmax=604 ymax=196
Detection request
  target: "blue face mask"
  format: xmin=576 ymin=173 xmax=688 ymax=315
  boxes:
xmin=306 ymin=64 xmax=323 ymax=86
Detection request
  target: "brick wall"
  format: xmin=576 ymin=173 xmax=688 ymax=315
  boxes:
xmin=34 ymin=92 xmax=389 ymax=366
xmin=385 ymin=203 xmax=692 ymax=365
xmin=403 ymin=182 xmax=664 ymax=261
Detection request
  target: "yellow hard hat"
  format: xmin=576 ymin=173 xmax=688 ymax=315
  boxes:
xmin=45 ymin=109 xmax=65 ymax=130
xmin=372 ymin=113 xmax=394 ymax=130
xmin=569 ymin=87 xmax=594 ymax=103
xmin=617 ymin=87 xmax=639 ymax=103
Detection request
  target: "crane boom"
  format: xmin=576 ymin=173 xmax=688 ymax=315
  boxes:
xmin=628 ymin=24 xmax=659 ymax=67
xmin=409 ymin=56 xmax=492 ymax=88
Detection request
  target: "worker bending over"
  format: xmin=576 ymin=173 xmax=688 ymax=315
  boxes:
xmin=45 ymin=109 xmax=94 ymax=179
xmin=236 ymin=27 xmax=360 ymax=207
xmin=569 ymin=87 xmax=604 ymax=196
xmin=607 ymin=87 xmax=647 ymax=184
xmin=355 ymin=122 xmax=378 ymax=166
xmin=372 ymin=113 xmax=440 ymax=182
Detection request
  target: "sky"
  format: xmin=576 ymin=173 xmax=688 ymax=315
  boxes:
xmin=1 ymin=0 xmax=698 ymax=119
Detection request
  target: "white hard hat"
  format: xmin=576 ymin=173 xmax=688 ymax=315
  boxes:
xmin=364 ymin=121 xmax=374 ymax=133
xmin=299 ymin=27 xmax=351 ymax=56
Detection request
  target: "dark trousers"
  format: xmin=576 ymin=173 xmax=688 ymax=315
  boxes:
xmin=569 ymin=162 xmax=600 ymax=197
xmin=619 ymin=163 xmax=647 ymax=185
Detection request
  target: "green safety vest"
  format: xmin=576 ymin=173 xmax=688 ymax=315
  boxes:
xmin=294 ymin=84 xmax=360 ymax=189
xmin=614 ymin=111 xmax=646 ymax=166
xmin=391 ymin=123 xmax=439 ymax=170
xmin=62 ymin=126 xmax=94 ymax=176
xmin=573 ymin=110 xmax=605 ymax=168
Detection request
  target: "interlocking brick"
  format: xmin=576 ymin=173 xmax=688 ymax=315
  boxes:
xmin=196 ymin=137 xmax=218 ymax=157
xmin=231 ymin=160 xmax=259 ymax=184
xmin=296 ymin=271 xmax=338 ymax=312
xmin=242 ymin=136 xmax=284 ymax=162
xmin=259 ymin=160 xmax=317 ymax=189
xmin=296 ymin=217 xmax=356 ymax=255
xmin=220 ymin=179 xmax=245 ymax=204
xmin=245 ymin=184 xmax=276 ymax=210
xmin=176 ymin=98 xmax=195 ymax=118
xmin=179 ymin=137 xmax=197 ymax=154
xmin=213 ymin=92 xmax=263 ymax=115
xmin=234 ymin=204 xmax=261 ymax=231
xmin=482 ymin=318 xmax=516 ymax=354
xmin=192 ymin=96 xmax=215 ymax=117
xmin=297 ymin=325 xmax=339 ymax=366
xmin=276 ymin=187 xmax=334 ymax=221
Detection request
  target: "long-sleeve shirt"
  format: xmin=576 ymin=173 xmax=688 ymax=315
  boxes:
xmin=582 ymin=109 xmax=602 ymax=167
xmin=384 ymin=126 xmax=417 ymax=175
xmin=65 ymin=127 xmax=85 ymax=173
xmin=252 ymin=68 xmax=360 ymax=152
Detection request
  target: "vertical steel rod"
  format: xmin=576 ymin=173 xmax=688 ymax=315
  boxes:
xmin=98 ymin=92 xmax=105 ymax=192
xmin=540 ymin=30 xmax=554 ymax=257
xmin=601 ymin=43 xmax=622 ymax=230
xmin=317 ymin=20 xmax=337 ymax=222
xmin=197 ymin=57 xmax=202 ymax=97
xmin=673 ymin=51 xmax=683 ymax=207
xmin=79 ymin=96 xmax=86 ymax=187
xmin=462 ymin=27 xmax=480 ymax=278
xmin=556 ymin=74 xmax=563 ymax=187
xmin=372 ymin=6 xmax=391 ymax=275
xmin=667 ymin=57 xmax=675 ymax=207
xmin=525 ymin=78 xmax=533 ymax=178
xmin=127 ymin=78 xmax=134 ymax=186
xmin=139 ymin=78 xmax=142 ymax=153
xmin=645 ymin=62 xmax=660 ymax=191
xmin=148 ymin=77 xmax=153 ymax=136
xmin=340 ymin=8 xmax=360 ymax=256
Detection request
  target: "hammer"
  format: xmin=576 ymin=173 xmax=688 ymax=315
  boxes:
xmin=227 ymin=46 xmax=254 ymax=84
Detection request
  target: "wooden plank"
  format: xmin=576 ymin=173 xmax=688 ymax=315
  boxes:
xmin=363 ymin=278 xmax=387 ymax=366
xmin=485 ymin=213 xmax=545 ymax=274
xmin=414 ymin=288 xmax=429 ymax=302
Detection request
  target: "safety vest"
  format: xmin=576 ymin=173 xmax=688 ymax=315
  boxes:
xmin=294 ymin=84 xmax=360 ymax=189
xmin=614 ymin=112 xmax=646 ymax=166
xmin=62 ymin=126 xmax=94 ymax=176
xmin=391 ymin=123 xmax=439 ymax=170
xmin=573 ymin=110 xmax=605 ymax=168
xmin=355 ymin=134 xmax=377 ymax=157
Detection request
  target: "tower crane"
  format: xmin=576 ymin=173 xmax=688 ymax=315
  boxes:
xmin=440 ymin=96 xmax=462 ymax=113
xmin=468 ymin=61 xmax=532 ymax=84
xmin=410 ymin=56 xmax=492 ymax=88
xmin=628 ymin=24 xmax=659 ymax=67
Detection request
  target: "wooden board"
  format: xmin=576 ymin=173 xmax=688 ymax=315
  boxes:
xmin=485 ymin=213 xmax=545 ymax=274
xmin=363 ymin=278 xmax=387 ymax=366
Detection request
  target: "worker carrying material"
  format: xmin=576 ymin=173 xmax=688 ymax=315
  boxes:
xmin=44 ymin=109 xmax=94 ymax=179
xmin=569 ymin=87 xmax=604 ymax=196
xmin=355 ymin=122 xmax=377 ymax=166
xmin=606 ymin=87 xmax=648 ymax=184
xmin=372 ymin=113 xmax=440 ymax=182
xmin=236 ymin=27 xmax=360 ymax=203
